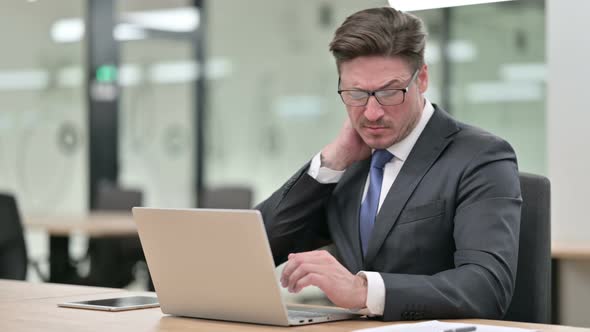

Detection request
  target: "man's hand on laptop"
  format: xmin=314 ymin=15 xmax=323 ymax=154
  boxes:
xmin=280 ymin=250 xmax=368 ymax=309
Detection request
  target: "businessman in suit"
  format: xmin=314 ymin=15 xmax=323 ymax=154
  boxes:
xmin=256 ymin=7 xmax=521 ymax=321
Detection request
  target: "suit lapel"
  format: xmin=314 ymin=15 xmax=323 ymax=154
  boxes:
xmin=363 ymin=107 xmax=460 ymax=265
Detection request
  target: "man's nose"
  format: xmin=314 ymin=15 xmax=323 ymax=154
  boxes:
xmin=363 ymin=96 xmax=385 ymax=121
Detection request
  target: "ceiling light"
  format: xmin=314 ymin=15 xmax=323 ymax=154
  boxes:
xmin=425 ymin=40 xmax=477 ymax=63
xmin=388 ymin=0 xmax=514 ymax=11
xmin=51 ymin=7 xmax=199 ymax=43
xmin=123 ymin=7 xmax=199 ymax=32
xmin=51 ymin=18 xmax=84 ymax=43
xmin=467 ymin=81 xmax=542 ymax=103
xmin=0 ymin=69 xmax=49 ymax=91
xmin=500 ymin=63 xmax=546 ymax=82
xmin=114 ymin=23 xmax=147 ymax=41
xmin=149 ymin=61 xmax=198 ymax=84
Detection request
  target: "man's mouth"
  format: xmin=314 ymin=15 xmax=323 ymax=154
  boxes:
xmin=363 ymin=126 xmax=388 ymax=134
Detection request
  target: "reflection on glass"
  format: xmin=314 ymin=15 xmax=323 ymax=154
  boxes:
xmin=449 ymin=1 xmax=546 ymax=175
xmin=0 ymin=1 xmax=87 ymax=214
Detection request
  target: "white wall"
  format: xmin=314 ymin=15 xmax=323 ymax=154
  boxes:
xmin=547 ymin=0 xmax=590 ymax=326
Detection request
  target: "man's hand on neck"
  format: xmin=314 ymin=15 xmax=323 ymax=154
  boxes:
xmin=321 ymin=119 xmax=371 ymax=171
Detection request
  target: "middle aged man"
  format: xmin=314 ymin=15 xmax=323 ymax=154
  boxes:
xmin=256 ymin=7 xmax=521 ymax=321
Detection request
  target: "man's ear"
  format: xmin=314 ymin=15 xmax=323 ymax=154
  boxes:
xmin=418 ymin=64 xmax=428 ymax=93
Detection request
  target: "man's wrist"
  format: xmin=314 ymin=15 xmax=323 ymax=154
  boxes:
xmin=320 ymin=149 xmax=351 ymax=171
xmin=357 ymin=271 xmax=386 ymax=316
xmin=308 ymin=152 xmax=345 ymax=183
xmin=353 ymin=274 xmax=368 ymax=309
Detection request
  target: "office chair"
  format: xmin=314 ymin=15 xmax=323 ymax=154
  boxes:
xmin=83 ymin=183 xmax=145 ymax=288
xmin=504 ymin=172 xmax=551 ymax=323
xmin=200 ymin=186 xmax=253 ymax=209
xmin=0 ymin=193 xmax=28 ymax=280
xmin=93 ymin=182 xmax=143 ymax=211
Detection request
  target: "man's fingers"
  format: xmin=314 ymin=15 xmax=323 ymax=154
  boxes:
xmin=281 ymin=251 xmax=334 ymax=287
xmin=286 ymin=262 xmax=325 ymax=292
xmin=281 ymin=254 xmax=302 ymax=287
xmin=293 ymin=272 xmax=327 ymax=293
xmin=279 ymin=250 xmax=362 ymax=309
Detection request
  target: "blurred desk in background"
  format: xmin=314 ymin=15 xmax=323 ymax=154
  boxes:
xmin=552 ymin=243 xmax=590 ymax=260
xmin=24 ymin=212 xmax=136 ymax=284
xmin=551 ymin=242 xmax=590 ymax=324
xmin=25 ymin=212 xmax=136 ymax=236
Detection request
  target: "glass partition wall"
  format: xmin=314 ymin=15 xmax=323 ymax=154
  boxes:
xmin=204 ymin=1 xmax=547 ymax=203
xmin=117 ymin=0 xmax=196 ymax=208
xmin=0 ymin=0 xmax=547 ymax=215
xmin=449 ymin=0 xmax=546 ymax=175
xmin=0 ymin=1 xmax=88 ymax=281
xmin=0 ymin=1 xmax=87 ymax=214
xmin=205 ymin=0 xmax=391 ymax=204
xmin=0 ymin=0 xmax=546 ymax=282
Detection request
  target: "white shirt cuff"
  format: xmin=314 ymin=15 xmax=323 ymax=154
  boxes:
xmin=307 ymin=152 xmax=345 ymax=184
xmin=357 ymin=271 xmax=385 ymax=316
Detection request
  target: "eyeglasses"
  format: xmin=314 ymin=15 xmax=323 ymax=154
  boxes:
xmin=337 ymin=69 xmax=420 ymax=107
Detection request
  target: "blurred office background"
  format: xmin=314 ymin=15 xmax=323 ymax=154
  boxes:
xmin=0 ymin=0 xmax=588 ymax=327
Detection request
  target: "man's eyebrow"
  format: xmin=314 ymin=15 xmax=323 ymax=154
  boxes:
xmin=377 ymin=79 xmax=404 ymax=90
xmin=345 ymin=78 xmax=404 ymax=90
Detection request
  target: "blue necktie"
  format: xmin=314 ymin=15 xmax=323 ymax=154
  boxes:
xmin=359 ymin=149 xmax=394 ymax=256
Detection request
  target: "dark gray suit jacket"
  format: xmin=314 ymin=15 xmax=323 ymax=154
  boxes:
xmin=256 ymin=106 xmax=522 ymax=321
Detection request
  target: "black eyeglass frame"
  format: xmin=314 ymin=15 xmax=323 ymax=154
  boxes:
xmin=337 ymin=68 xmax=420 ymax=106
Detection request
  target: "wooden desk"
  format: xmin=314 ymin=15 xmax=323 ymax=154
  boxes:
xmin=1 ymin=281 xmax=589 ymax=332
xmin=0 ymin=280 xmax=121 ymax=302
xmin=551 ymin=242 xmax=590 ymax=325
xmin=22 ymin=216 xmax=590 ymax=325
xmin=24 ymin=213 xmax=136 ymax=284
xmin=25 ymin=212 xmax=136 ymax=236
xmin=552 ymin=243 xmax=590 ymax=260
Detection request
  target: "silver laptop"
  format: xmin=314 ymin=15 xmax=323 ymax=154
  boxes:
xmin=132 ymin=207 xmax=366 ymax=326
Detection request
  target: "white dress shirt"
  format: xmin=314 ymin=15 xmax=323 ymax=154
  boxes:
xmin=306 ymin=100 xmax=435 ymax=315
